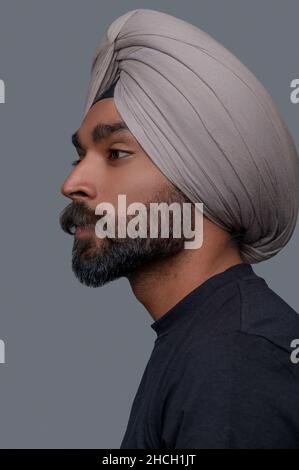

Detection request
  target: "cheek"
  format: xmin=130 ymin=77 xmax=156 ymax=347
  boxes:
xmin=117 ymin=155 xmax=169 ymax=204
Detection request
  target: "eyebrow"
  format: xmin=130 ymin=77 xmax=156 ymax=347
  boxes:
xmin=71 ymin=120 xmax=131 ymax=156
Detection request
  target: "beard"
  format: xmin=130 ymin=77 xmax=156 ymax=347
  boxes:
xmin=59 ymin=184 xmax=192 ymax=288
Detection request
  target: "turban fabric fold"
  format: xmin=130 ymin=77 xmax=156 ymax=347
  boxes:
xmin=83 ymin=8 xmax=299 ymax=263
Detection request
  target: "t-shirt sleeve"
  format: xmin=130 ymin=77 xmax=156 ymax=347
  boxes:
xmin=160 ymin=332 xmax=299 ymax=449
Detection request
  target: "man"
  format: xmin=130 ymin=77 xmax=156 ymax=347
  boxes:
xmin=60 ymin=9 xmax=299 ymax=449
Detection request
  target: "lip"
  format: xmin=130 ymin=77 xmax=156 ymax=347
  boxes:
xmin=75 ymin=224 xmax=95 ymax=238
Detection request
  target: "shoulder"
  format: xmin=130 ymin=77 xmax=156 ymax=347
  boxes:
xmin=181 ymin=328 xmax=298 ymax=383
xmin=163 ymin=331 xmax=299 ymax=448
xmin=182 ymin=269 xmax=299 ymax=373
xmin=236 ymin=273 xmax=299 ymax=353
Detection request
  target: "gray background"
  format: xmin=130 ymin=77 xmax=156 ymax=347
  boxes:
xmin=0 ymin=0 xmax=298 ymax=448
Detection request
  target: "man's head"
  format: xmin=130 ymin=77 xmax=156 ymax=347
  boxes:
xmin=60 ymin=8 xmax=299 ymax=284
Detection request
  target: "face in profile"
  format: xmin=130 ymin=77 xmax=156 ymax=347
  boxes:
xmin=59 ymin=97 xmax=192 ymax=287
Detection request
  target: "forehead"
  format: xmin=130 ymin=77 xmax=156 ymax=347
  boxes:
xmin=82 ymin=98 xmax=121 ymax=126
xmin=79 ymin=98 xmax=125 ymax=134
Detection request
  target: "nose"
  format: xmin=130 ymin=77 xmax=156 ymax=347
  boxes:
xmin=60 ymin=161 xmax=97 ymax=203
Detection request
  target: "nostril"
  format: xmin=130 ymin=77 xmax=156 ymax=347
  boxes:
xmin=72 ymin=191 xmax=88 ymax=198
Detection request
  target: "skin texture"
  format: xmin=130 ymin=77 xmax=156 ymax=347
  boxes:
xmin=60 ymin=97 xmax=243 ymax=321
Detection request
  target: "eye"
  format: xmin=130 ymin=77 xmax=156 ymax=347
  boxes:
xmin=71 ymin=149 xmax=132 ymax=167
xmin=108 ymin=149 xmax=132 ymax=161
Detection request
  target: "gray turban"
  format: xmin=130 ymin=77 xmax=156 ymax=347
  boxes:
xmin=83 ymin=8 xmax=299 ymax=264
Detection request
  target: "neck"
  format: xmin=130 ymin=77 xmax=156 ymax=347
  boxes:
xmin=127 ymin=232 xmax=243 ymax=322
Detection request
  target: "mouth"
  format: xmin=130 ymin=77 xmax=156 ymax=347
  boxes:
xmin=75 ymin=224 xmax=95 ymax=238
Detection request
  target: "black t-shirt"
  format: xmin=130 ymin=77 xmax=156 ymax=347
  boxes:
xmin=120 ymin=263 xmax=299 ymax=449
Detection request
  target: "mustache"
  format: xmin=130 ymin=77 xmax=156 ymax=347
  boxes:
xmin=59 ymin=202 xmax=100 ymax=235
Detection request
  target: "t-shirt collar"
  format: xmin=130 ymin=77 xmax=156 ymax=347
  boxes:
xmin=150 ymin=262 xmax=255 ymax=336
